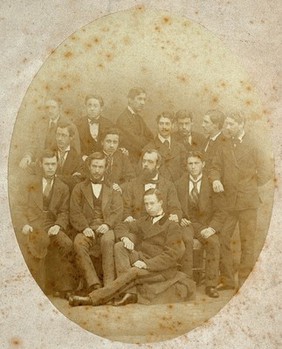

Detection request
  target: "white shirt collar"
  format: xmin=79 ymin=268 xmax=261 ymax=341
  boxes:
xmin=58 ymin=145 xmax=71 ymax=153
xmin=49 ymin=116 xmax=60 ymax=126
xmin=210 ymin=131 xmax=222 ymax=141
xmin=189 ymin=174 xmax=203 ymax=183
xmin=151 ymin=212 xmax=165 ymax=224
xmin=127 ymin=106 xmax=136 ymax=115
xmin=237 ymin=130 xmax=245 ymax=143
xmin=88 ymin=116 xmax=100 ymax=124
xmin=158 ymin=134 xmax=171 ymax=145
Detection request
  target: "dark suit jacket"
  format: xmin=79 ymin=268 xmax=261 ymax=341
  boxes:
xmin=203 ymin=132 xmax=226 ymax=171
xmin=173 ymin=131 xmax=205 ymax=153
xmin=122 ymin=175 xmax=181 ymax=220
xmin=76 ymin=115 xmax=113 ymax=156
xmin=209 ymin=133 xmax=272 ymax=210
xmin=143 ymin=137 xmax=186 ymax=182
xmin=105 ymin=149 xmax=136 ymax=185
xmin=175 ymin=173 xmax=226 ymax=233
xmin=24 ymin=114 xmax=81 ymax=160
xmin=115 ymin=214 xmax=185 ymax=278
xmin=70 ymin=179 xmax=123 ymax=232
xmin=16 ymin=176 xmax=70 ymax=232
xmin=116 ymin=108 xmax=153 ymax=163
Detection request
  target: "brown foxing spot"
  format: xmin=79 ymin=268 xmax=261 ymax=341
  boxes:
xmin=70 ymin=35 xmax=78 ymax=41
xmin=136 ymin=4 xmax=145 ymax=11
xmin=64 ymin=51 xmax=73 ymax=59
xmin=22 ymin=57 xmax=28 ymax=64
xmin=245 ymin=85 xmax=252 ymax=91
xmin=250 ymin=20 xmax=254 ymax=24
xmin=93 ymin=36 xmax=100 ymax=44
xmin=174 ymin=55 xmax=180 ymax=62
xmin=162 ymin=16 xmax=172 ymax=25
xmin=101 ymin=26 xmax=109 ymax=32
xmin=195 ymin=11 xmax=199 ymax=15
xmin=212 ymin=96 xmax=219 ymax=104
xmin=183 ymin=20 xmax=190 ymax=27
xmin=10 ymin=337 xmax=22 ymax=346
xmin=245 ymin=99 xmax=253 ymax=106
xmin=105 ymin=52 xmax=113 ymax=61
xmin=45 ymin=84 xmax=50 ymax=91
xmin=220 ymin=81 xmax=227 ymax=88
xmin=155 ymin=25 xmax=161 ymax=32
xmin=85 ymin=42 xmax=92 ymax=49
xmin=123 ymin=35 xmax=131 ymax=45
xmin=177 ymin=75 xmax=189 ymax=83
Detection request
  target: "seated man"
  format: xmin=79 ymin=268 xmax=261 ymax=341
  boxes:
xmin=69 ymin=189 xmax=196 ymax=306
xmin=175 ymin=151 xmax=227 ymax=298
xmin=143 ymin=111 xmax=186 ymax=182
xmin=101 ymin=128 xmax=135 ymax=186
xmin=70 ymin=152 xmax=123 ymax=295
xmin=15 ymin=150 xmax=75 ymax=295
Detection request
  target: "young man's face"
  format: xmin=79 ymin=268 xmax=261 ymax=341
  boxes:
xmin=41 ymin=156 xmax=58 ymax=178
xmin=86 ymin=98 xmax=103 ymax=119
xmin=56 ymin=127 xmax=71 ymax=150
xmin=224 ymin=117 xmax=242 ymax=138
xmin=177 ymin=117 xmax=193 ymax=136
xmin=102 ymin=134 xmax=119 ymax=155
xmin=128 ymin=93 xmax=146 ymax=113
xmin=202 ymin=115 xmax=218 ymax=136
xmin=158 ymin=116 xmax=172 ymax=138
xmin=144 ymin=194 xmax=163 ymax=217
xmin=45 ymin=99 xmax=60 ymax=121
xmin=187 ymin=156 xmax=204 ymax=178
xmin=89 ymin=158 xmax=106 ymax=180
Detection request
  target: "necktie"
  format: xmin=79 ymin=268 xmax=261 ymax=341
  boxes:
xmin=58 ymin=150 xmax=67 ymax=168
xmin=163 ymin=140 xmax=170 ymax=148
xmin=91 ymin=179 xmax=103 ymax=184
xmin=105 ymin=154 xmax=113 ymax=176
xmin=49 ymin=121 xmax=56 ymax=130
xmin=190 ymin=180 xmax=200 ymax=205
xmin=43 ymin=178 xmax=53 ymax=198
xmin=89 ymin=119 xmax=99 ymax=125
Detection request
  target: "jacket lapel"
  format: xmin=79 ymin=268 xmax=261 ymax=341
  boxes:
xmin=81 ymin=180 xmax=94 ymax=209
xmin=101 ymin=184 xmax=110 ymax=213
xmin=30 ymin=177 xmax=43 ymax=210
xmin=198 ymin=176 xmax=210 ymax=211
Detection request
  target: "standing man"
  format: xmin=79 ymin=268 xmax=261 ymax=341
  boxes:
xmin=116 ymin=87 xmax=153 ymax=166
xmin=101 ymin=128 xmax=135 ymax=186
xmin=173 ymin=109 xmax=205 ymax=153
xmin=76 ymin=95 xmax=113 ymax=160
xmin=70 ymin=152 xmax=123 ymax=295
xmin=210 ymin=112 xmax=271 ymax=289
xmin=143 ymin=112 xmax=186 ymax=182
xmin=201 ymin=110 xmax=226 ymax=170
xmin=16 ymin=150 xmax=74 ymax=295
xmin=175 ymin=151 xmax=227 ymax=298
xmin=19 ymin=98 xmax=80 ymax=168
xmin=122 ymin=149 xmax=181 ymax=223
xmin=69 ymin=189 xmax=195 ymax=306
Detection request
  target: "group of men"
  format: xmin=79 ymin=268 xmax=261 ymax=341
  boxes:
xmin=13 ymin=87 xmax=271 ymax=307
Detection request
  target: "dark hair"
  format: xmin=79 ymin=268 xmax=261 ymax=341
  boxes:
xmin=86 ymin=152 xmax=106 ymax=167
xmin=144 ymin=188 xmax=163 ymax=202
xmin=127 ymin=87 xmax=146 ymax=99
xmin=227 ymin=111 xmax=245 ymax=125
xmin=175 ymin=109 xmax=194 ymax=122
xmin=39 ymin=149 xmax=58 ymax=162
xmin=205 ymin=110 xmax=226 ymax=130
xmin=84 ymin=94 xmax=104 ymax=107
xmin=56 ymin=121 xmax=75 ymax=137
xmin=101 ymin=127 xmax=120 ymax=141
xmin=142 ymin=149 xmax=162 ymax=167
xmin=187 ymin=151 xmax=205 ymax=163
xmin=156 ymin=111 xmax=175 ymax=123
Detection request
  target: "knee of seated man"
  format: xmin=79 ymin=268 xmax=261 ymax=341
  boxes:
xmin=100 ymin=230 xmax=115 ymax=246
xmin=73 ymin=233 xmax=91 ymax=251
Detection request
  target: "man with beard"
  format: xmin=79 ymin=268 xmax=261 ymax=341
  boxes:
xmin=116 ymin=87 xmax=153 ymax=166
xmin=76 ymin=95 xmax=113 ymax=160
xmin=19 ymin=98 xmax=80 ymax=169
xmin=122 ymin=149 xmax=181 ymax=223
xmin=143 ymin=112 xmax=186 ymax=182
xmin=70 ymin=152 xmax=123 ymax=295
xmin=173 ymin=109 xmax=205 ymax=153
xmin=210 ymin=112 xmax=272 ymax=289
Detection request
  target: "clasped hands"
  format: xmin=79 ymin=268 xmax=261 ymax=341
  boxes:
xmin=83 ymin=224 xmax=109 ymax=238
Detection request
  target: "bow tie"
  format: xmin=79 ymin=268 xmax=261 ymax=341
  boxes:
xmin=89 ymin=119 xmax=100 ymax=125
xmin=91 ymin=179 xmax=103 ymax=184
xmin=143 ymin=179 xmax=159 ymax=185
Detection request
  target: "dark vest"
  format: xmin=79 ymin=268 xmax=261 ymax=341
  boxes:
xmin=92 ymin=186 xmax=103 ymax=220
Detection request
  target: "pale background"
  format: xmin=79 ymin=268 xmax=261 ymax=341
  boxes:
xmin=0 ymin=1 xmax=281 ymax=348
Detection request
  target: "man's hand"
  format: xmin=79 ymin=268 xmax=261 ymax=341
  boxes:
xmin=72 ymin=172 xmax=82 ymax=177
xmin=213 ymin=180 xmax=224 ymax=193
xmin=121 ymin=237 xmax=134 ymax=250
xmin=200 ymin=227 xmax=216 ymax=239
xmin=113 ymin=183 xmax=122 ymax=193
xmin=48 ymin=225 xmax=61 ymax=236
xmin=119 ymin=147 xmax=129 ymax=156
xmin=83 ymin=227 xmax=95 ymax=238
xmin=82 ymin=155 xmax=88 ymax=162
xmin=180 ymin=218 xmax=192 ymax=227
xmin=19 ymin=155 xmax=32 ymax=169
xmin=124 ymin=216 xmax=136 ymax=223
xmin=169 ymin=214 xmax=179 ymax=223
xmin=22 ymin=224 xmax=33 ymax=235
xmin=96 ymin=224 xmax=109 ymax=235
xmin=133 ymin=260 xmax=147 ymax=269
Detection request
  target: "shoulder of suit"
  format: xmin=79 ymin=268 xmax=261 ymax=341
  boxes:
xmin=54 ymin=176 xmax=69 ymax=190
xmin=117 ymin=108 xmax=130 ymax=122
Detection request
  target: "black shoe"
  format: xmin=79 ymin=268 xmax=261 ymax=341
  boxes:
xmin=69 ymin=295 xmax=92 ymax=307
xmin=216 ymin=283 xmax=235 ymax=291
xmin=73 ymin=283 xmax=101 ymax=297
xmin=53 ymin=290 xmax=73 ymax=300
xmin=205 ymin=286 xmax=219 ymax=298
xmin=114 ymin=293 xmax=137 ymax=306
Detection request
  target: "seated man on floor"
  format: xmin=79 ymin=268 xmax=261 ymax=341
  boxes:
xmin=69 ymin=189 xmax=196 ymax=306
xmin=175 ymin=151 xmax=227 ymax=298
xmin=70 ymin=152 xmax=123 ymax=295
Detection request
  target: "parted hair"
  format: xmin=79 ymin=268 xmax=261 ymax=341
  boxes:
xmin=187 ymin=150 xmax=205 ymax=163
xmin=205 ymin=109 xmax=226 ymax=130
xmin=175 ymin=109 xmax=194 ymax=122
xmin=142 ymin=148 xmax=162 ymax=167
xmin=144 ymin=188 xmax=164 ymax=203
xmin=86 ymin=152 xmax=106 ymax=167
xmin=156 ymin=111 xmax=175 ymax=123
xmin=84 ymin=94 xmax=104 ymax=107
xmin=56 ymin=121 xmax=75 ymax=137
xmin=127 ymin=87 xmax=146 ymax=99
xmin=101 ymin=127 xmax=120 ymax=141
xmin=39 ymin=149 xmax=58 ymax=162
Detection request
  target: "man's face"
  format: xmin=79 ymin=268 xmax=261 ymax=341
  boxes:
xmin=142 ymin=152 xmax=159 ymax=178
xmin=41 ymin=156 xmax=58 ymax=178
xmin=128 ymin=93 xmax=146 ymax=113
xmin=202 ymin=115 xmax=217 ymax=136
xmin=45 ymin=99 xmax=60 ymax=121
xmin=102 ymin=134 xmax=119 ymax=155
xmin=144 ymin=194 xmax=163 ymax=217
xmin=86 ymin=98 xmax=103 ymax=119
xmin=187 ymin=156 xmax=204 ymax=178
xmin=224 ymin=117 xmax=242 ymax=138
xmin=158 ymin=116 xmax=172 ymax=138
xmin=56 ymin=127 xmax=71 ymax=150
xmin=177 ymin=117 xmax=193 ymax=136
xmin=89 ymin=158 xmax=106 ymax=180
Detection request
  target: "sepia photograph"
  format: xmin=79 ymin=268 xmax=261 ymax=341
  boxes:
xmin=1 ymin=1 xmax=281 ymax=348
